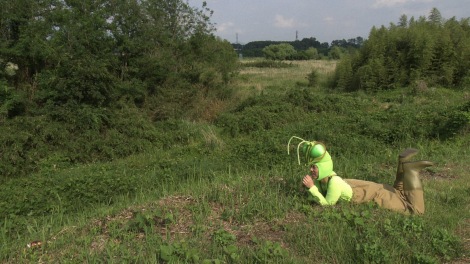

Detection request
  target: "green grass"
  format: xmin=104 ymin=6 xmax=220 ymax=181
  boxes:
xmin=1 ymin=59 xmax=469 ymax=263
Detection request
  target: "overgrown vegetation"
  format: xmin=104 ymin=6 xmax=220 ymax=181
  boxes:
xmin=0 ymin=0 xmax=238 ymax=179
xmin=240 ymin=60 xmax=296 ymax=69
xmin=2 ymin=59 xmax=469 ymax=263
xmin=1 ymin=5 xmax=469 ymax=263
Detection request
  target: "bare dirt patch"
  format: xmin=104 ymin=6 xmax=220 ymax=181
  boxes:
xmin=87 ymin=194 xmax=307 ymax=252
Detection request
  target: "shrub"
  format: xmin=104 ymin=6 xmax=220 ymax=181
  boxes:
xmin=0 ymin=106 xmax=161 ymax=179
xmin=307 ymin=69 xmax=319 ymax=87
xmin=241 ymin=60 xmax=295 ymax=68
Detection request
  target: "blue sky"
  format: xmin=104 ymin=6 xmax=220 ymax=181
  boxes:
xmin=187 ymin=0 xmax=470 ymax=44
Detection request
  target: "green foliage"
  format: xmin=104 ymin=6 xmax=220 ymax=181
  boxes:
xmin=0 ymin=34 xmax=469 ymax=264
xmin=304 ymin=47 xmax=320 ymax=59
xmin=334 ymin=56 xmax=355 ymax=91
xmin=437 ymin=100 xmax=470 ymax=138
xmin=334 ymin=9 xmax=470 ymax=91
xmin=261 ymin=43 xmax=322 ymax=61
xmin=241 ymin=60 xmax=295 ymax=68
xmin=328 ymin=46 xmax=346 ymax=59
xmin=0 ymin=86 xmax=27 ymax=119
xmin=216 ymin=94 xmax=303 ymax=136
xmin=212 ymin=229 xmax=236 ymax=246
xmin=251 ymin=237 xmax=288 ymax=263
xmin=125 ymin=212 xmax=154 ymax=233
xmin=0 ymin=106 xmax=163 ymax=178
xmin=291 ymin=47 xmax=320 ymax=60
xmin=430 ymin=229 xmax=463 ymax=261
xmin=0 ymin=0 xmax=238 ymax=178
xmin=287 ymin=204 xmax=466 ymax=263
xmin=306 ymin=69 xmax=319 ymax=87
xmin=263 ymin=43 xmax=297 ymax=60
xmin=238 ymin=37 xmax=351 ymax=58
xmin=0 ymin=162 xmax=141 ymax=218
xmin=158 ymin=241 xmax=201 ymax=263
xmin=223 ymin=244 xmax=240 ymax=262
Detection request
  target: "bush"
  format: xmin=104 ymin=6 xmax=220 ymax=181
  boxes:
xmin=437 ymin=101 xmax=470 ymax=139
xmin=306 ymin=69 xmax=319 ymax=87
xmin=0 ymin=165 xmax=136 ymax=217
xmin=0 ymin=106 xmax=161 ymax=179
xmin=215 ymin=94 xmax=304 ymax=136
xmin=241 ymin=60 xmax=295 ymax=68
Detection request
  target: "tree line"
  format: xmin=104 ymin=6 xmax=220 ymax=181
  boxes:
xmin=333 ymin=8 xmax=470 ymax=91
xmin=233 ymin=37 xmax=364 ymax=59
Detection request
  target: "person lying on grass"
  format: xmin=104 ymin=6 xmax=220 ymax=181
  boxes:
xmin=288 ymin=137 xmax=433 ymax=214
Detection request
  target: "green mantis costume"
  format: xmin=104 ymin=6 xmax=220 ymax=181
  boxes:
xmin=287 ymin=137 xmax=433 ymax=214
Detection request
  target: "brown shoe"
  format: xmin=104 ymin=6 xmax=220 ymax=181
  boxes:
xmin=402 ymin=160 xmax=434 ymax=214
xmin=394 ymin=148 xmax=419 ymax=191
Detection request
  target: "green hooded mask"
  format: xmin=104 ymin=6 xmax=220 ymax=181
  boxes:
xmin=287 ymin=137 xmax=334 ymax=181
xmin=310 ymin=150 xmax=334 ymax=181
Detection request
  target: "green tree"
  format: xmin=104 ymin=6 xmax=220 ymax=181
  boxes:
xmin=329 ymin=46 xmax=345 ymax=60
xmin=0 ymin=0 xmax=238 ymax=178
xmin=428 ymin=7 xmax=443 ymax=26
xmin=0 ymin=0 xmax=236 ymax=110
xmin=304 ymin=47 xmax=319 ymax=59
xmin=333 ymin=8 xmax=470 ymax=91
xmin=262 ymin=43 xmax=296 ymax=60
xmin=398 ymin=14 xmax=408 ymax=28
xmin=335 ymin=56 xmax=354 ymax=90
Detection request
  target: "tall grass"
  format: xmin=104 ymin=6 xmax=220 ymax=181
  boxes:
xmin=234 ymin=59 xmax=336 ymax=99
xmin=1 ymin=60 xmax=469 ymax=263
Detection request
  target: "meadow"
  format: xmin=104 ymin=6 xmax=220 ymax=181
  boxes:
xmin=1 ymin=59 xmax=469 ymax=263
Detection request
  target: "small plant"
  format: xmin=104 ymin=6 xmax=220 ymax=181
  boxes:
xmin=212 ymin=229 xmax=236 ymax=246
xmin=307 ymin=69 xmax=319 ymax=87
xmin=251 ymin=237 xmax=288 ymax=263
xmin=223 ymin=244 xmax=240 ymax=262
xmin=430 ymin=228 xmax=462 ymax=261
xmin=125 ymin=212 xmax=152 ymax=233
xmin=355 ymin=239 xmax=391 ymax=264
xmin=412 ymin=253 xmax=439 ymax=264
xmin=158 ymin=241 xmax=200 ymax=263
xmin=402 ymin=216 xmax=424 ymax=234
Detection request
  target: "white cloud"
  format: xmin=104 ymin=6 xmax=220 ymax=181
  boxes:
xmin=274 ymin=15 xmax=295 ymax=28
xmin=217 ymin=22 xmax=234 ymax=33
xmin=373 ymin=0 xmax=434 ymax=8
xmin=188 ymin=0 xmax=470 ymax=43
xmin=324 ymin=16 xmax=335 ymax=24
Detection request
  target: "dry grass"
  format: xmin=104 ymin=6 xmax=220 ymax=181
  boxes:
xmin=233 ymin=59 xmax=337 ymax=99
xmin=239 ymin=60 xmax=336 ymax=76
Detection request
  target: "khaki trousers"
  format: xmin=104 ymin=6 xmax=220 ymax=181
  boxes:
xmin=344 ymin=179 xmax=422 ymax=214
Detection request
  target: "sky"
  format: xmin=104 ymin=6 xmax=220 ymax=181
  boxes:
xmin=187 ymin=0 xmax=470 ymax=44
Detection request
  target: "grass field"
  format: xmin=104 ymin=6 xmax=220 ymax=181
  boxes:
xmin=1 ymin=59 xmax=469 ymax=263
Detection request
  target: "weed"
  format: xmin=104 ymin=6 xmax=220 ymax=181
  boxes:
xmin=430 ymin=228 xmax=462 ymax=261
xmin=212 ymin=229 xmax=236 ymax=247
xmin=251 ymin=237 xmax=288 ymax=263
xmin=157 ymin=241 xmax=201 ymax=263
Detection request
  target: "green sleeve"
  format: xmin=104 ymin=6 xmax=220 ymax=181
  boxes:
xmin=307 ymin=177 xmax=345 ymax=206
